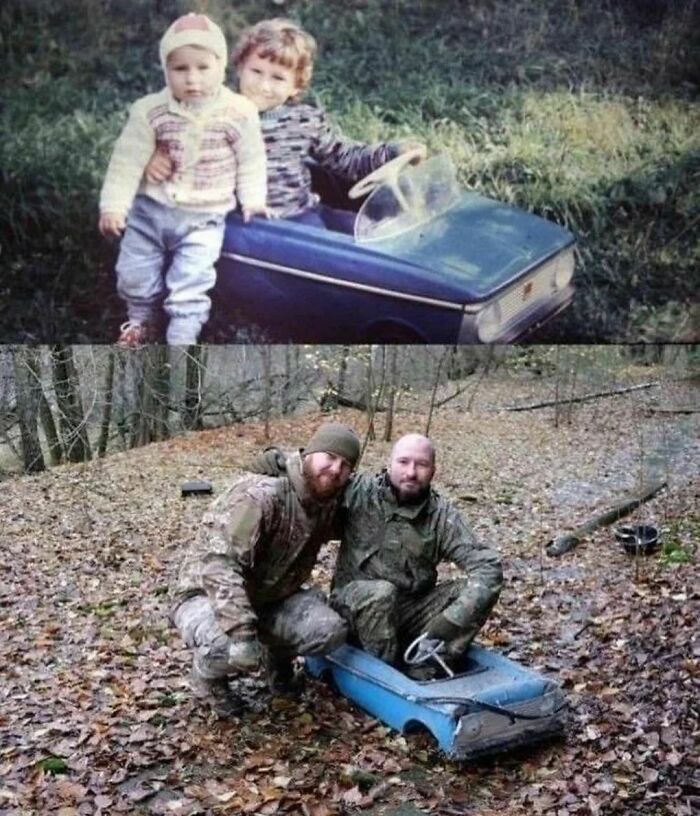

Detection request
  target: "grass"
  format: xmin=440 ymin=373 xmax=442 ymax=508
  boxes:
xmin=1 ymin=0 xmax=698 ymax=342
xmin=660 ymin=516 xmax=697 ymax=565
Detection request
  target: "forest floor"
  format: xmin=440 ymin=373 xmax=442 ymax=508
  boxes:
xmin=1 ymin=368 xmax=698 ymax=815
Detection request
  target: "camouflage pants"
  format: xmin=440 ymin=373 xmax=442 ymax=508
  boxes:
xmin=331 ymin=579 xmax=491 ymax=666
xmin=173 ymin=587 xmax=347 ymax=681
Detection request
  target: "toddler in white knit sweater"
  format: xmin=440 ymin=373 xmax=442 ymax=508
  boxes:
xmin=99 ymin=13 xmax=267 ymax=346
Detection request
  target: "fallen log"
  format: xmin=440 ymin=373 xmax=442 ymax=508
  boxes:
xmin=497 ymin=381 xmax=659 ymax=412
xmin=647 ymin=406 xmax=700 ymax=415
xmin=546 ymin=479 xmax=667 ymax=557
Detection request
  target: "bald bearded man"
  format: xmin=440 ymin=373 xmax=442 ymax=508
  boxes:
xmin=330 ymin=433 xmax=503 ymax=670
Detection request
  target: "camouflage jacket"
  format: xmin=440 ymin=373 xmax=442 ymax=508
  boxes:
xmin=174 ymin=452 xmax=340 ymax=637
xmin=334 ymin=472 xmax=503 ymax=631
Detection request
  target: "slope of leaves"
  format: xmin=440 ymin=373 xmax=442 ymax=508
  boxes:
xmin=0 ymin=370 xmax=697 ymax=815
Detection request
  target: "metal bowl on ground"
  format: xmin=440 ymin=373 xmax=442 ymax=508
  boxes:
xmin=614 ymin=524 xmax=659 ymax=555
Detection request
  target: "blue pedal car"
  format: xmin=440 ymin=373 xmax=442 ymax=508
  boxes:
xmin=217 ymin=154 xmax=576 ymax=343
xmin=306 ymin=643 xmax=567 ymax=760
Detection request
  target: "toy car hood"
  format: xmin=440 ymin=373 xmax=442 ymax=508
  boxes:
xmin=355 ymin=154 xmax=575 ymax=299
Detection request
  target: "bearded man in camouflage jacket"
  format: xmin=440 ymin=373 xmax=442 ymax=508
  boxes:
xmin=172 ymin=422 xmax=360 ymax=716
xmin=252 ymin=433 xmax=503 ymax=673
xmin=331 ymin=433 xmax=503 ymax=670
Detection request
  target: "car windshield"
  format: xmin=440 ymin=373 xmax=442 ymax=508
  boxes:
xmin=354 ymin=154 xmax=462 ymax=244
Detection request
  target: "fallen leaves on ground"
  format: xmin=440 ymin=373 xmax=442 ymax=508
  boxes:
xmin=1 ymin=368 xmax=697 ymax=815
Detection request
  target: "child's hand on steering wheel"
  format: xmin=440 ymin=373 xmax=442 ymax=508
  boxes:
xmin=397 ymin=140 xmax=428 ymax=164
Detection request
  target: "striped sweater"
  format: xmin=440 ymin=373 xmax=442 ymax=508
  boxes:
xmin=261 ymin=102 xmax=401 ymax=217
xmin=100 ymin=86 xmax=266 ymax=217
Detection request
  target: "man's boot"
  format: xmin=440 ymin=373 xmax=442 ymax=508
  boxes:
xmin=263 ymin=649 xmax=305 ymax=697
xmin=188 ymin=669 xmax=244 ymax=717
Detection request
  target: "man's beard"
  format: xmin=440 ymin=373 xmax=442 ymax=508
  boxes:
xmin=390 ymin=480 xmax=430 ymax=505
xmin=302 ymin=457 xmax=344 ymax=500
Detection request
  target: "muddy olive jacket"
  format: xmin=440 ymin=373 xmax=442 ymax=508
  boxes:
xmin=333 ymin=472 xmax=503 ymax=631
xmin=174 ymin=452 xmax=340 ymax=638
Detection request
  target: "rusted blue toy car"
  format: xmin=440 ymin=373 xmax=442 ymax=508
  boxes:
xmin=217 ymin=154 xmax=575 ymax=343
xmin=306 ymin=641 xmax=567 ymax=760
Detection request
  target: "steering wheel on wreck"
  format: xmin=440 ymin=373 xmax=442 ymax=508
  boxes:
xmin=348 ymin=147 xmax=426 ymax=206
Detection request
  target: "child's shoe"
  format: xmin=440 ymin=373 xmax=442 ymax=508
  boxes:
xmin=117 ymin=321 xmax=152 ymax=348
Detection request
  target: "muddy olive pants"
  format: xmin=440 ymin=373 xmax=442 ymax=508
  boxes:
xmin=173 ymin=587 xmax=347 ymax=682
xmin=331 ymin=578 xmax=492 ymax=666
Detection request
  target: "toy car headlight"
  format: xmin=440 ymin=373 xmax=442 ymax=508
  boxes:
xmin=551 ymin=250 xmax=574 ymax=292
xmin=476 ymin=302 xmax=502 ymax=342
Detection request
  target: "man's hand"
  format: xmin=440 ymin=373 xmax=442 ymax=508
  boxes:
xmin=249 ymin=447 xmax=287 ymax=476
xmin=426 ymin=613 xmax=462 ymax=644
xmin=99 ymin=212 xmax=126 ymax=238
xmin=145 ymin=148 xmax=174 ymax=184
xmin=242 ymin=205 xmax=274 ymax=224
xmin=397 ymin=139 xmax=428 ymax=165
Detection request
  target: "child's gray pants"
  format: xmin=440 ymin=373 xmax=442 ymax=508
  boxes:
xmin=116 ymin=195 xmax=225 ymax=344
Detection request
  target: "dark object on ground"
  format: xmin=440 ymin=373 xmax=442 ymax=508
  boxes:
xmin=306 ymin=643 xmax=567 ymax=761
xmin=546 ymin=479 xmax=666 ymax=556
xmin=181 ymin=480 xmax=213 ymax=497
xmin=615 ymin=524 xmax=660 ymax=555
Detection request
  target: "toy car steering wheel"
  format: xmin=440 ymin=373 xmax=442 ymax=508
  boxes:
xmin=404 ymin=633 xmax=455 ymax=678
xmin=348 ymin=147 xmax=425 ymax=201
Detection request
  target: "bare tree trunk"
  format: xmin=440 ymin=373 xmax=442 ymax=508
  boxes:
xmin=566 ymin=349 xmax=579 ymax=425
xmin=22 ymin=349 xmax=64 ymax=465
xmin=114 ymin=353 xmax=130 ymax=452
xmin=97 ymin=348 xmax=116 ymax=458
xmin=424 ymin=347 xmax=449 ymax=436
xmin=553 ymin=346 xmax=562 ymax=428
xmin=260 ymin=345 xmax=272 ymax=440
xmin=337 ymin=345 xmax=349 ymax=402
xmin=321 ymin=346 xmax=350 ymax=411
xmin=364 ymin=347 xmax=387 ymax=444
xmin=383 ymin=345 xmax=398 ymax=442
xmin=282 ymin=346 xmax=298 ymax=415
xmin=12 ymin=346 xmax=46 ymax=473
xmin=152 ymin=346 xmax=171 ymax=442
xmin=184 ymin=345 xmax=206 ymax=430
xmin=38 ymin=386 xmax=63 ymax=466
xmin=129 ymin=346 xmax=170 ymax=447
xmin=465 ymin=346 xmax=495 ymax=411
xmin=51 ymin=344 xmax=92 ymax=462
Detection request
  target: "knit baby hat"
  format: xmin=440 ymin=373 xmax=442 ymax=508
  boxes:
xmin=159 ymin=13 xmax=228 ymax=69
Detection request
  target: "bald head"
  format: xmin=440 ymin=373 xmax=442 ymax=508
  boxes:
xmin=388 ymin=434 xmax=436 ymax=503
xmin=391 ymin=434 xmax=435 ymax=464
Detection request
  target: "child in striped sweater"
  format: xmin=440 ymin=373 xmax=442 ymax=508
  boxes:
xmin=147 ymin=17 xmax=425 ymax=230
xmin=99 ymin=14 xmax=267 ymax=346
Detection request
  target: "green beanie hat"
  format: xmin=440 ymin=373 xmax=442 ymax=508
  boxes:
xmin=304 ymin=422 xmax=360 ymax=469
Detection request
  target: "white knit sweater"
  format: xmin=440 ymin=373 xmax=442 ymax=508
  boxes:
xmin=100 ymin=86 xmax=266 ymax=217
